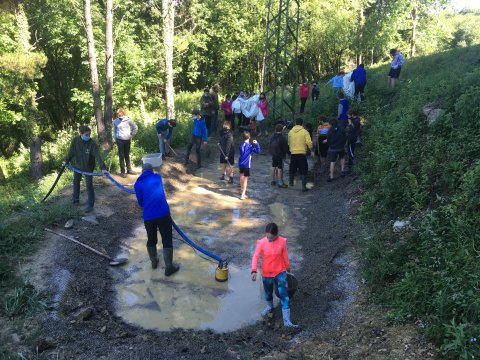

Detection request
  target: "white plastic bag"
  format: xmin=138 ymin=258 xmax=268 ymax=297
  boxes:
xmin=343 ymin=72 xmax=355 ymax=98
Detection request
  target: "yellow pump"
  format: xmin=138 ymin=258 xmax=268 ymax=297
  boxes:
xmin=215 ymin=261 xmax=229 ymax=282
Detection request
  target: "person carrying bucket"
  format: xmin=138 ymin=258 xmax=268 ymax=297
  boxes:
xmin=134 ymin=163 xmax=179 ymax=276
xmin=251 ymin=223 xmax=298 ymax=328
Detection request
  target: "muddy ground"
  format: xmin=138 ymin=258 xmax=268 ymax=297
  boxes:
xmin=1 ymin=136 xmax=437 ymax=359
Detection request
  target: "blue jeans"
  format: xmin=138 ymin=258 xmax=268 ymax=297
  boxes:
xmin=262 ymin=271 xmax=289 ymax=310
xmin=73 ymin=172 xmax=94 ymax=207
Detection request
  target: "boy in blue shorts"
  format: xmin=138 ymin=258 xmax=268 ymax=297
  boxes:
xmin=238 ymin=131 xmax=260 ymax=200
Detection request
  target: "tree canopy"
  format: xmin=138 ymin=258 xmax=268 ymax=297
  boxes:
xmin=0 ymin=0 xmax=479 ymax=159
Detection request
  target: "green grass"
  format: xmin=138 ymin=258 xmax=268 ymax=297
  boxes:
xmin=357 ymin=44 xmax=480 ymax=358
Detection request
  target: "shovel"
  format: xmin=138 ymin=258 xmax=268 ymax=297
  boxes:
xmin=45 ymin=228 xmax=128 ymax=266
xmin=217 ymin=143 xmax=234 ymax=173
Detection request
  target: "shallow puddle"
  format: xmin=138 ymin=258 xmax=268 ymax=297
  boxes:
xmin=113 ymin=161 xmax=306 ymax=332
xmin=114 ymin=228 xmax=264 ymax=332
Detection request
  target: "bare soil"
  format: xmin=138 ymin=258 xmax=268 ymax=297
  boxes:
xmin=1 ymin=138 xmax=437 ymax=359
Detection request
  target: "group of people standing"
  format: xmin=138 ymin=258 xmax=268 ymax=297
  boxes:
xmin=64 ymin=48 xmax=405 ymax=329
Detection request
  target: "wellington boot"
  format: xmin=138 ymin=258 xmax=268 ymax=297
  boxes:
xmin=261 ymin=301 xmax=273 ymax=317
xmin=147 ymin=246 xmax=158 ymax=269
xmin=282 ymin=308 xmax=299 ymax=328
xmin=163 ymin=248 xmax=179 ymax=276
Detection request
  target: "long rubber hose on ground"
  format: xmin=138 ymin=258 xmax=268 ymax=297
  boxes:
xmin=43 ymin=164 xmax=224 ymax=264
xmin=41 ymin=165 xmax=66 ymax=202
xmin=172 ymin=220 xmax=223 ymax=264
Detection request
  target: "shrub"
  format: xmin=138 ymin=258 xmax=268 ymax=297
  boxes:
xmin=358 ymin=44 xmax=480 ymax=358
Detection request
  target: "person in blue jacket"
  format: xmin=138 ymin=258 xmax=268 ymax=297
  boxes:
xmin=238 ymin=131 xmax=260 ymax=200
xmin=350 ymin=64 xmax=367 ymax=102
xmin=155 ymin=118 xmax=176 ymax=160
xmin=337 ymin=92 xmax=349 ymax=128
xmin=185 ymin=109 xmax=208 ymax=169
xmin=134 ymin=163 xmax=179 ymax=276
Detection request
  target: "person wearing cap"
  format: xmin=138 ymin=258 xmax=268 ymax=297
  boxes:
xmin=200 ymin=88 xmax=213 ymax=132
xmin=155 ymin=118 xmax=177 ymax=160
xmin=134 ymin=162 xmax=180 ymax=276
xmin=65 ymin=125 xmax=107 ymax=213
xmin=185 ymin=109 xmax=208 ymax=169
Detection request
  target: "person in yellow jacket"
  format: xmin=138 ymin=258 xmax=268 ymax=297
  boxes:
xmin=288 ymin=118 xmax=313 ymax=191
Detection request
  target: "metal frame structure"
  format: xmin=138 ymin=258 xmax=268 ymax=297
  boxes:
xmin=261 ymin=0 xmax=300 ymax=123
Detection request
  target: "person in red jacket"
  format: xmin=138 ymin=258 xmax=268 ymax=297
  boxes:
xmin=299 ymin=80 xmax=310 ymax=114
xmin=251 ymin=223 xmax=298 ymax=328
xmin=221 ymin=94 xmax=234 ymax=131
xmin=257 ymin=92 xmax=269 ymax=137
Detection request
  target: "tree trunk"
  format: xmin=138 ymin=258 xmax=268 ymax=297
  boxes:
xmin=0 ymin=165 xmax=5 ymax=181
xmin=103 ymin=0 xmax=113 ymax=150
xmin=356 ymin=5 xmax=364 ymax=66
xmin=163 ymin=0 xmax=176 ymax=119
xmin=411 ymin=4 xmax=418 ymax=57
xmin=30 ymin=136 xmax=43 ymax=180
xmin=83 ymin=0 xmax=105 ymax=146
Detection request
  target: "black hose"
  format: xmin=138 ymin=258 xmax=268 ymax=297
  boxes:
xmin=41 ymin=164 xmax=66 ymax=202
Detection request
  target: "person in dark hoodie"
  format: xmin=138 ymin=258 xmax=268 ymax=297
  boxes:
xmin=269 ymin=123 xmax=289 ymax=188
xmin=347 ymin=110 xmax=361 ymax=166
xmin=350 ymin=64 xmax=367 ymax=102
xmin=65 ymin=125 xmax=106 ymax=213
xmin=337 ymin=92 xmax=349 ymax=128
xmin=218 ymin=120 xmax=235 ymax=184
xmin=324 ymin=118 xmax=346 ymax=182
xmin=134 ymin=162 xmax=179 ymax=276
xmin=200 ymin=88 xmax=213 ymax=132
xmin=287 ymin=118 xmax=313 ymax=192
xmin=155 ymin=118 xmax=177 ymax=160
xmin=185 ymin=109 xmax=208 ymax=169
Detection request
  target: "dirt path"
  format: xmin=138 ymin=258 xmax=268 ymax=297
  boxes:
xmin=2 ymin=136 xmax=435 ymax=359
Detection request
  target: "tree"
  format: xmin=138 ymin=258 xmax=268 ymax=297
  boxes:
xmin=0 ymin=1 xmax=47 ymax=179
xmin=83 ymin=0 xmax=106 ymax=148
xmin=104 ymin=0 xmax=113 ymax=149
xmin=162 ymin=0 xmax=176 ymax=119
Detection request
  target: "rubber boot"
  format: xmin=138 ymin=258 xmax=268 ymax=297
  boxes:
xmin=261 ymin=301 xmax=273 ymax=316
xmin=289 ymin=176 xmax=294 ymax=187
xmin=147 ymin=246 xmax=158 ymax=269
xmin=282 ymin=308 xmax=299 ymax=328
xmin=163 ymin=248 xmax=179 ymax=276
xmin=301 ymin=175 xmax=309 ymax=192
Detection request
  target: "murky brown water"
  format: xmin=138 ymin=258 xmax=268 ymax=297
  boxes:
xmin=113 ymin=155 xmax=305 ymax=332
xmin=115 ymin=228 xmax=264 ymax=332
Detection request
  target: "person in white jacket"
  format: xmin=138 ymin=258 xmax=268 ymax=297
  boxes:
xmin=113 ymin=108 xmax=138 ymax=177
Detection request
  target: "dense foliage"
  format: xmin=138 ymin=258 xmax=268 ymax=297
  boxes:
xmin=359 ymin=44 xmax=480 ymax=358
xmin=1 ymin=1 xmax=480 ymax=171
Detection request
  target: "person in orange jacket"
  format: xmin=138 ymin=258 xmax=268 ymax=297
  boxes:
xmin=251 ymin=223 xmax=298 ymax=328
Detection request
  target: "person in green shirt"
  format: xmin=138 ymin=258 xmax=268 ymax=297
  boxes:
xmin=65 ymin=125 xmax=107 ymax=213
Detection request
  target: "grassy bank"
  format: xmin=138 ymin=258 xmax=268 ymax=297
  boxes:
xmin=358 ymin=45 xmax=480 ymax=358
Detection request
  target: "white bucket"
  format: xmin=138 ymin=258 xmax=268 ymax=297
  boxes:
xmin=142 ymin=153 xmax=163 ymax=169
